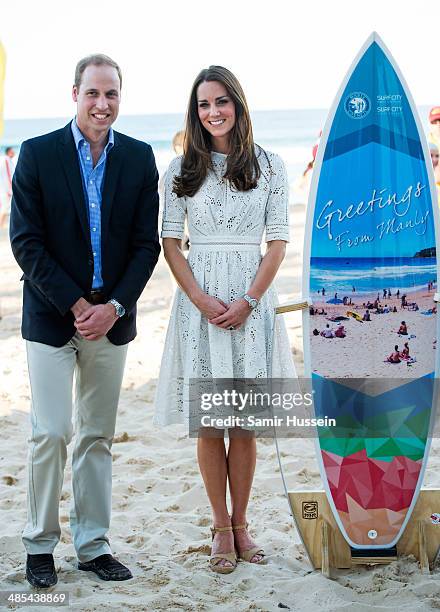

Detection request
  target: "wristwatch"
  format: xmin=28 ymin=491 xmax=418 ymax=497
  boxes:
xmin=107 ymin=298 xmax=126 ymax=318
xmin=243 ymin=294 xmax=259 ymax=309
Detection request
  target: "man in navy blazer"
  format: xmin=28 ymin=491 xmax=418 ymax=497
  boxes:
xmin=10 ymin=54 xmax=160 ymax=587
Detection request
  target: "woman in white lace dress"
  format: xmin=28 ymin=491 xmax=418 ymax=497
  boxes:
xmin=154 ymin=66 xmax=295 ymax=573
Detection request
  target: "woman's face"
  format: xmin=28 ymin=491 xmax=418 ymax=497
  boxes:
xmin=196 ymin=80 xmax=236 ymax=146
xmin=430 ymin=148 xmax=439 ymax=168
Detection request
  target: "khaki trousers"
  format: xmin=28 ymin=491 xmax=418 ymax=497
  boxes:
xmin=23 ymin=332 xmax=128 ymax=562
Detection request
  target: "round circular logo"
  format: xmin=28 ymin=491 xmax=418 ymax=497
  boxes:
xmin=431 ymin=512 xmax=440 ymax=525
xmin=344 ymin=91 xmax=371 ymax=119
xmin=367 ymin=529 xmax=378 ymax=539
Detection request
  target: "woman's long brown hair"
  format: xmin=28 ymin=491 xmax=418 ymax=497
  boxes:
xmin=173 ymin=65 xmax=261 ymax=198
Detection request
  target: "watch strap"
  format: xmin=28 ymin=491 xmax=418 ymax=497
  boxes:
xmin=108 ymin=298 xmax=126 ymax=317
xmin=243 ymin=294 xmax=259 ymax=309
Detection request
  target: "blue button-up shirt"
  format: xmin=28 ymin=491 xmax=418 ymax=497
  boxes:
xmin=71 ymin=119 xmax=114 ymax=289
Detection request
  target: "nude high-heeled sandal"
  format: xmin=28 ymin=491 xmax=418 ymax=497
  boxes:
xmin=209 ymin=526 xmax=237 ymax=574
xmin=232 ymin=523 xmax=265 ymax=564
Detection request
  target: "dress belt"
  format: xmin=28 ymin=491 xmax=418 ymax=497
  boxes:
xmin=190 ymin=240 xmax=261 ymax=252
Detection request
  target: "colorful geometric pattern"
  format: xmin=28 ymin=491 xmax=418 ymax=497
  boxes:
xmin=322 ymin=450 xmax=422 ymax=512
xmin=339 ymin=501 xmax=408 ymax=546
xmin=313 ymin=374 xmax=433 ymax=446
xmin=324 ymin=446 xmax=421 ymax=544
xmin=313 ymin=375 xmax=430 ymax=545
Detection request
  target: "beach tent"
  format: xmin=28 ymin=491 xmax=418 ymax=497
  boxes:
xmin=0 ymin=41 xmax=5 ymax=138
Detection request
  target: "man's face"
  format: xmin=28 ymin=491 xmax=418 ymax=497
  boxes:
xmin=431 ymin=119 xmax=440 ymax=136
xmin=72 ymin=64 xmax=121 ymax=137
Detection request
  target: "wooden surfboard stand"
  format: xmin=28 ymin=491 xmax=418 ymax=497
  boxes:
xmin=289 ymin=489 xmax=440 ymax=577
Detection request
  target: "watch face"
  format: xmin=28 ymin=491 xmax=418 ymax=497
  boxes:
xmin=244 ymin=295 xmax=258 ymax=309
xmin=109 ymin=300 xmax=124 ymax=317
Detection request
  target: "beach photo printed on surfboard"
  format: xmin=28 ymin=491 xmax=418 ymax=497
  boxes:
xmin=302 ymin=32 xmax=440 ymax=548
xmin=308 ymin=41 xmax=438 ymax=381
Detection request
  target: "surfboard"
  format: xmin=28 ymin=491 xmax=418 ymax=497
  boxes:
xmin=303 ymin=32 xmax=439 ymax=549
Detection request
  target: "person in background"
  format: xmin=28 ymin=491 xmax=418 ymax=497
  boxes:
xmin=430 ymin=142 xmax=439 ymax=168
xmin=160 ymin=130 xmax=189 ymax=251
xmin=400 ymin=342 xmax=410 ymax=359
xmin=429 ymin=141 xmax=440 ymax=206
xmin=334 ymin=323 xmax=346 ymax=338
xmin=398 ymin=321 xmax=408 ymax=335
xmin=0 ymin=146 xmax=16 ymax=228
xmin=387 ymin=345 xmax=401 ymax=363
xmin=172 ymin=130 xmax=184 ymax=156
xmin=428 ymin=107 xmax=440 ymax=150
xmin=321 ymin=323 xmax=334 ymax=338
xmin=295 ymin=130 xmax=321 ymax=201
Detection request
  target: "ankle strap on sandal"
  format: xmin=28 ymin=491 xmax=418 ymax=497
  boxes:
xmin=210 ymin=526 xmax=233 ymax=535
xmin=232 ymin=523 xmax=249 ymax=530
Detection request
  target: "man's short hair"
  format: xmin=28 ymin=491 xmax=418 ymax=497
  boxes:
xmin=74 ymin=54 xmax=122 ymax=90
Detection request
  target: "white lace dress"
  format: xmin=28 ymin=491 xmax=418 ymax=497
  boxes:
xmin=153 ymin=149 xmax=296 ymax=426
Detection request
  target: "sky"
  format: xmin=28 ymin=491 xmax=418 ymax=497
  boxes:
xmin=1 ymin=0 xmax=439 ymax=119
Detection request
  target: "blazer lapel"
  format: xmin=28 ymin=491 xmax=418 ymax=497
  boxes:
xmin=57 ymin=124 xmax=91 ymax=249
xmin=101 ymin=133 xmax=123 ymax=243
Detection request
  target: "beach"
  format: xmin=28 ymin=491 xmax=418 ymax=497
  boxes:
xmin=1 ymin=202 xmax=440 ymax=611
xmin=310 ymin=287 xmax=437 ymax=379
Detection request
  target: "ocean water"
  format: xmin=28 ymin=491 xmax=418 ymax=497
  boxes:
xmin=310 ymin=256 xmax=437 ymax=296
xmin=1 ymin=106 xmax=433 ymax=197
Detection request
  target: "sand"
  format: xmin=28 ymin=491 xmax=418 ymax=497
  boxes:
xmin=310 ymin=289 xmax=437 ymax=379
xmin=1 ymin=202 xmax=440 ymax=611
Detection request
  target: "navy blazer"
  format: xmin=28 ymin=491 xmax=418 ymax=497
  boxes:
xmin=10 ymin=122 xmax=161 ymax=347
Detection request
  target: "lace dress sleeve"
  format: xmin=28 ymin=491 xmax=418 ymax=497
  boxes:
xmin=265 ymin=153 xmax=290 ymax=242
xmin=161 ymin=157 xmax=187 ymax=239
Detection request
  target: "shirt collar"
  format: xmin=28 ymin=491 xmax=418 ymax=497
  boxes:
xmin=71 ymin=118 xmax=114 ymax=152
